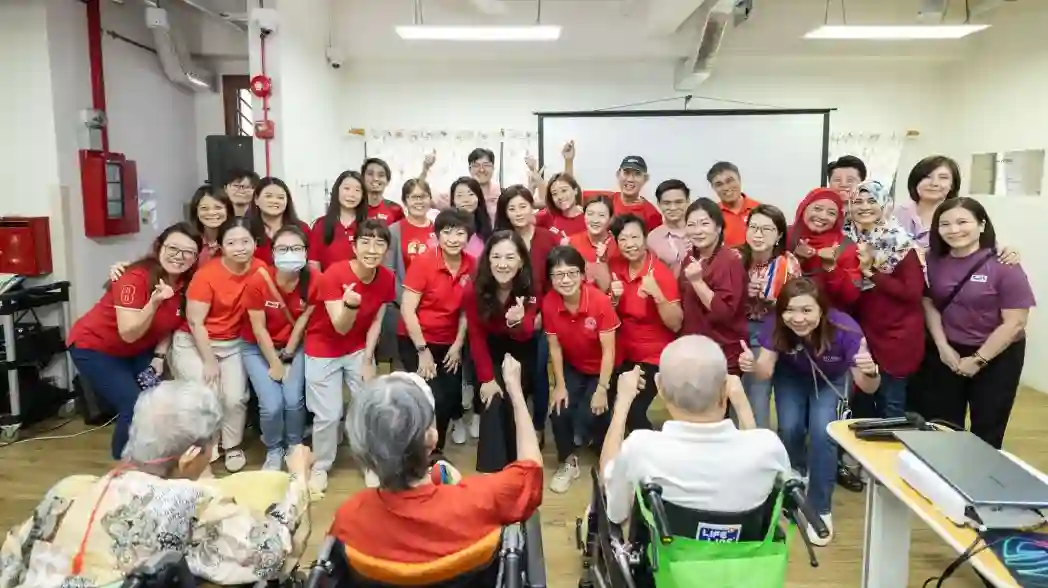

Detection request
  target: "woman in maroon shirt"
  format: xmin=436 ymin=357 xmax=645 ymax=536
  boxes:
xmin=464 ymin=231 xmax=540 ymax=473
xmin=678 ymin=198 xmax=748 ymax=375
xmin=842 ymin=180 xmax=925 ymax=418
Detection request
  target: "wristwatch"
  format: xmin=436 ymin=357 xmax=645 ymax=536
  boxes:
xmin=974 ymin=353 xmax=989 ymax=367
xmin=152 ymin=351 xmax=166 ymax=360
xmin=416 ymin=344 xmax=428 ymax=353
xmin=344 ymin=300 xmax=361 ymax=310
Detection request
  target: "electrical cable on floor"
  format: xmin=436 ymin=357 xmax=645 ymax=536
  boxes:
xmin=922 ymin=535 xmax=1008 ymax=587
xmin=0 ymin=416 xmax=116 ymax=449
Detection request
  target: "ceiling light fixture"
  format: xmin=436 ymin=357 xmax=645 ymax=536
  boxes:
xmin=395 ymin=25 xmax=562 ymax=41
xmin=804 ymin=24 xmax=990 ymax=39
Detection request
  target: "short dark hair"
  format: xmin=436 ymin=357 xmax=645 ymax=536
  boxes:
xmin=827 ymin=156 xmax=868 ymax=182
xmin=685 ymin=197 xmax=726 ymax=248
xmin=706 ymin=162 xmax=740 ymax=184
xmin=655 ymin=179 xmax=691 ymax=202
xmin=468 ymin=148 xmax=496 ymax=166
xmin=224 ymin=168 xmax=259 ymax=187
xmin=361 ymin=157 xmax=391 ymax=180
xmin=928 ymin=197 xmax=996 ymax=258
xmin=354 ymin=218 xmax=392 ymax=244
xmin=546 ymin=245 xmax=587 ymax=278
xmin=907 ymin=155 xmax=961 ymax=203
xmin=609 ymin=213 xmax=647 ymax=240
xmin=434 ymin=208 xmax=475 ymax=238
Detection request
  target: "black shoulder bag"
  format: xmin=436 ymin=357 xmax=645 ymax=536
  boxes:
xmin=933 ymin=251 xmax=995 ymax=313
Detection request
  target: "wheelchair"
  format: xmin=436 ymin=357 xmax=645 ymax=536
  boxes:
xmin=303 ymin=512 xmax=547 ymax=588
xmin=575 ymin=468 xmax=828 ymax=588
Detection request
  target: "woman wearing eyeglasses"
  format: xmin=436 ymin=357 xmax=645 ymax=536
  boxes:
xmin=242 ymin=225 xmax=319 ymax=471
xmin=247 ymin=177 xmax=310 ymax=265
xmin=67 ymin=222 xmax=202 ymax=459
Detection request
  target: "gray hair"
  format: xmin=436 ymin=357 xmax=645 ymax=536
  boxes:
xmin=658 ymin=335 xmax=727 ymax=414
xmin=122 ymin=380 xmax=223 ymax=473
xmin=346 ymin=373 xmax=435 ymax=491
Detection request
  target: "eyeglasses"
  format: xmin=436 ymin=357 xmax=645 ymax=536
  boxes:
xmin=163 ymin=245 xmax=199 ymax=260
xmin=747 ymin=225 xmax=778 ymax=235
xmin=551 ymin=269 xmax=581 ymax=282
xmin=405 ymin=193 xmax=431 ymax=202
xmin=274 ymin=245 xmax=306 ymax=255
xmin=470 ymin=162 xmax=494 ymax=171
xmin=228 ymin=182 xmax=253 ymax=191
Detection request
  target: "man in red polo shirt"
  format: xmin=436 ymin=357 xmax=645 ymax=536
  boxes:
xmin=362 ymin=158 xmax=405 ymax=224
xmin=609 ymin=155 xmax=663 ymax=231
xmin=707 ymin=161 xmax=759 ymax=248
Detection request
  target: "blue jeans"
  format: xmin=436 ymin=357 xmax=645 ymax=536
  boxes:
xmin=242 ymin=344 xmax=306 ymax=451
xmin=69 ymin=346 xmax=152 ymax=460
xmin=741 ymin=319 xmax=773 ymax=429
xmin=532 ymin=332 xmax=550 ymax=431
xmin=550 ymin=363 xmax=601 ymax=463
xmin=774 ymin=366 xmax=842 ymax=515
xmin=873 ymin=373 xmax=907 ymax=419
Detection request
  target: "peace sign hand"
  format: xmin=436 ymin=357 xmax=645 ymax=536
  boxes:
xmin=342 ymin=283 xmax=362 ymax=307
xmin=151 ymin=279 xmax=174 ymax=303
xmin=505 ymin=296 xmax=526 ymax=326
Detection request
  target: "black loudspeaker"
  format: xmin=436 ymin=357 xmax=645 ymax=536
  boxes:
xmin=205 ymin=135 xmax=254 ymax=187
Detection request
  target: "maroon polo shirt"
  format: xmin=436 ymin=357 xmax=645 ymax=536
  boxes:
xmin=678 ymin=247 xmax=749 ymax=375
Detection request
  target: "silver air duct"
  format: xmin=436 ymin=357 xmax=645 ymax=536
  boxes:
xmin=145 ymin=7 xmax=216 ymax=92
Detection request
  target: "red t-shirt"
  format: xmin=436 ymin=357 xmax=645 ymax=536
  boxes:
xmin=608 ymin=253 xmax=681 ymax=365
xmin=183 ymin=257 xmax=267 ymax=340
xmin=308 ymin=218 xmax=357 ymax=270
xmin=398 ymin=220 xmax=436 ymax=272
xmin=254 ymin=221 xmax=311 ymax=265
xmin=329 ymin=461 xmax=543 ymax=565
xmin=368 ymin=200 xmax=404 ymax=225
xmin=463 ymin=287 xmax=539 ymax=384
xmin=542 ymin=283 xmax=620 ymax=375
xmin=611 ymin=193 xmax=663 ymax=232
xmin=67 ymin=266 xmax=185 ymax=357
xmin=304 ymin=262 xmax=395 ymax=358
xmin=241 ymin=266 xmax=320 ymax=347
xmin=536 ymin=209 xmax=587 ymax=240
xmin=678 ymin=247 xmax=748 ymax=375
xmin=527 ymin=228 xmax=561 ymax=296
xmin=399 ymin=250 xmax=475 ymax=345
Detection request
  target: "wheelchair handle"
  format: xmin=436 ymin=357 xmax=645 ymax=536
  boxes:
xmin=640 ymin=483 xmax=673 ymax=544
xmin=784 ymin=479 xmax=829 ymax=539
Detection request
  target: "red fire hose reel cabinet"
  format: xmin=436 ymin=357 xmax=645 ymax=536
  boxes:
xmin=0 ymin=217 xmax=53 ymax=276
xmin=79 ymin=150 xmax=140 ymax=238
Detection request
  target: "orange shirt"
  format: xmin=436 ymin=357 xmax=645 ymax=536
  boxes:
xmin=719 ymin=195 xmax=760 ymax=248
xmin=185 ymin=257 xmax=267 ymax=340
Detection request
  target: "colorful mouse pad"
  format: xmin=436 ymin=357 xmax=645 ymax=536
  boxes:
xmin=982 ymin=530 xmax=1048 ymax=588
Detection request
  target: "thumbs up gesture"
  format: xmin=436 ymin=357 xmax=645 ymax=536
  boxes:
xmin=505 ymin=296 xmax=526 ymax=327
xmin=854 ymin=337 xmax=879 ymax=376
xmin=638 ymin=270 xmax=661 ymax=302
xmin=151 ymin=279 xmax=174 ymax=303
xmin=609 ymin=273 xmax=624 ymax=303
xmin=561 ymin=140 xmax=576 ymax=161
xmin=616 ymin=365 xmax=644 ymax=407
xmin=594 ymin=239 xmax=608 ymax=262
xmin=738 ymin=340 xmax=756 ymax=373
xmin=342 ymin=283 xmax=362 ymax=308
xmin=422 ymin=150 xmax=436 ymax=170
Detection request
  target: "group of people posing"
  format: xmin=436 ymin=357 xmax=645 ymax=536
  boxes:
xmin=64 ymin=143 xmax=1035 ymax=550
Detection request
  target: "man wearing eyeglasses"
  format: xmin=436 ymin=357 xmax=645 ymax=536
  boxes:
xmin=224 ymin=169 xmax=260 ymax=219
xmin=424 ymin=148 xmax=501 ymax=219
xmin=707 ymin=161 xmax=759 ymax=248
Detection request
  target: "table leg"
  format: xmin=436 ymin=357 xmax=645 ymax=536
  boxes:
xmin=861 ymin=479 xmax=911 ymax=588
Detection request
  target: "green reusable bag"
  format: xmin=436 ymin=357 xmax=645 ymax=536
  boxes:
xmin=636 ymin=487 xmax=791 ymax=588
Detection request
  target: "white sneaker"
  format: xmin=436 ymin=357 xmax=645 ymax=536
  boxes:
xmin=262 ymin=448 xmax=285 ymax=471
xmin=469 ymin=413 xmax=481 ymax=439
xmin=308 ymin=469 xmax=329 ymax=499
xmin=364 ymin=469 xmax=380 ymax=488
xmin=451 ymin=419 xmax=467 ymax=445
xmin=550 ymin=456 xmax=580 ymax=494
xmin=807 ymin=513 xmax=834 ymax=547
xmin=224 ymin=449 xmax=246 ymax=473
xmin=210 ymin=445 xmax=221 ymax=463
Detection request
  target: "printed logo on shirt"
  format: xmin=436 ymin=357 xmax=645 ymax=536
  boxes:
xmin=584 ymin=317 xmax=597 ymax=331
xmin=971 ymin=274 xmax=988 ymax=283
xmin=265 ymin=301 xmax=282 ymax=309
xmin=407 ymin=240 xmax=429 ymax=256
xmin=459 ymin=275 xmax=471 ymax=286
xmin=119 ymin=285 xmax=136 ymax=306
xmin=528 ymin=297 xmax=537 ymax=305
xmin=696 ymin=523 xmax=742 ymax=543
xmin=377 ymin=213 xmax=389 ymax=220
xmin=823 ymin=355 xmax=842 ymax=363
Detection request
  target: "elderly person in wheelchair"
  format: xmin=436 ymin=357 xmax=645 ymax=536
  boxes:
xmin=0 ymin=380 xmax=311 ymax=588
xmin=578 ymin=335 xmax=828 ymax=588
xmin=308 ymin=357 xmax=546 ymax=588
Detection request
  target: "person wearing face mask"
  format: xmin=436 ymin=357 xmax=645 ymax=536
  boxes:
xmin=787 ymin=188 xmax=863 ymax=311
xmin=567 ymin=196 xmax=617 ymax=291
xmin=247 ymin=176 xmax=310 ymax=265
xmin=536 ymin=172 xmax=587 ymax=239
xmin=826 ymin=156 xmax=867 ymax=199
xmin=841 ymin=180 xmax=925 ymax=419
xmin=450 ymin=176 xmax=494 ymax=258
xmin=241 ymin=225 xmax=319 ymax=471
xmin=646 ymin=179 xmax=692 ymax=276
xmin=224 ymin=169 xmax=260 ymax=218
xmin=398 ymin=210 xmax=477 ymax=461
xmin=171 ymin=217 xmax=267 ymax=473
xmin=362 ymin=157 xmax=405 ymax=224
xmin=304 ymin=220 xmax=397 ymax=495
xmin=606 ymin=214 xmax=683 ymax=431
xmin=464 ymin=231 xmax=541 ymax=472
xmin=737 ymin=204 xmax=801 ymax=429
xmin=308 ymin=170 xmax=369 ymax=271
xmin=739 ymin=277 xmax=881 ymax=547
xmin=707 ymin=162 xmax=760 ymax=248
xmin=678 ymin=199 xmax=749 ymax=377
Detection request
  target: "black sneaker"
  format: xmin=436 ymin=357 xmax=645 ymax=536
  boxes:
xmin=837 ymin=464 xmax=865 ymax=492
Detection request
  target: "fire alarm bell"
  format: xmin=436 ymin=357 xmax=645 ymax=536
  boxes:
xmin=250 ymin=74 xmax=272 ymax=98
xmin=79 ymin=150 xmax=140 ymax=238
xmin=255 ymin=120 xmax=275 ymax=140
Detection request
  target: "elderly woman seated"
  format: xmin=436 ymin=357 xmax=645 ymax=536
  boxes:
xmin=0 ymin=380 xmax=312 ymax=588
xmin=329 ymin=357 xmax=543 ymax=582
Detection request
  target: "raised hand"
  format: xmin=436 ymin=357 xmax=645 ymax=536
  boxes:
xmin=738 ymin=340 xmax=755 ymax=373
xmin=616 ymin=365 xmax=643 ymax=407
xmin=151 ymin=279 xmax=175 ymax=303
xmin=795 ymin=239 xmax=816 ymax=259
xmin=502 ymin=354 xmax=522 ymax=390
xmin=854 ymin=338 xmax=878 ymax=376
xmin=594 ymin=240 xmax=608 ymax=261
xmin=505 ymin=296 xmax=526 ymax=326
xmin=638 ymin=270 xmax=661 ymax=301
xmin=524 ymin=153 xmax=539 ymax=173
xmin=562 ymin=140 xmax=576 ymax=161
xmin=684 ymin=259 xmax=705 ymax=283
xmin=817 ymin=245 xmax=841 ymax=268
xmin=422 ymin=151 xmax=436 ymax=170
xmin=342 ymin=283 xmax=362 ymax=307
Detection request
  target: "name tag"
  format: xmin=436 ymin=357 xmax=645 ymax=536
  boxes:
xmin=696 ymin=523 xmax=742 ymax=543
xmin=971 ymin=274 xmax=988 ymax=283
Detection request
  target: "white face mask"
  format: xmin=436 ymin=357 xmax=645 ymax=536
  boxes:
xmin=274 ymin=251 xmax=307 ymax=272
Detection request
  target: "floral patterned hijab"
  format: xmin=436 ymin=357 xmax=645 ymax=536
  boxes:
xmin=843 ymin=180 xmax=914 ymax=273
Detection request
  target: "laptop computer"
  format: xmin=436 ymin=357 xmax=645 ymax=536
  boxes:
xmin=895 ymin=430 xmax=1048 ymax=509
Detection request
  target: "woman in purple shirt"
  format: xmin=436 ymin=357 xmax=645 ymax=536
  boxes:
xmin=918 ymin=198 xmax=1034 ymax=450
xmin=739 ymin=277 xmax=881 ymax=547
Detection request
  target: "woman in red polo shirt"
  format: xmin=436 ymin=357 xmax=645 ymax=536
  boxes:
xmin=68 ymin=222 xmax=201 ymax=459
xmin=536 ymin=172 xmax=587 ymax=239
xmin=387 ymin=178 xmax=437 ymax=286
xmin=242 ymin=225 xmax=319 ymax=471
xmin=607 ymin=213 xmax=682 ymax=431
xmin=399 ymin=209 xmax=476 ymax=459
xmin=308 ymin=170 xmax=368 ymax=270
xmin=567 ymin=195 xmax=617 ymax=291
xmin=247 ymin=176 xmax=309 ymax=265
xmin=464 ymin=231 xmax=540 ymax=472
xmin=679 ymin=198 xmax=748 ymax=376
xmin=543 ymin=245 xmax=620 ymax=494
xmin=171 ymin=217 xmax=267 ymax=473
xmin=305 ymin=219 xmax=397 ymax=495
xmin=787 ymin=187 xmax=863 ymax=310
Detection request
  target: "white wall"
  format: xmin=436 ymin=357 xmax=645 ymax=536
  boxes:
xmin=194 ymin=58 xmax=249 ymax=182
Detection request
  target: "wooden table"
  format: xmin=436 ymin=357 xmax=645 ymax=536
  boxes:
xmin=828 ymin=420 xmax=1020 ymax=588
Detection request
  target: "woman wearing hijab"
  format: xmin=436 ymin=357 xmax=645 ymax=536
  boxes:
xmin=788 ymin=188 xmax=863 ymax=311
xmin=842 ymin=181 xmax=926 ymax=418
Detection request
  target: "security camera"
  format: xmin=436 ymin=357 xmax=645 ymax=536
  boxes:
xmin=326 ymin=46 xmax=345 ymax=70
